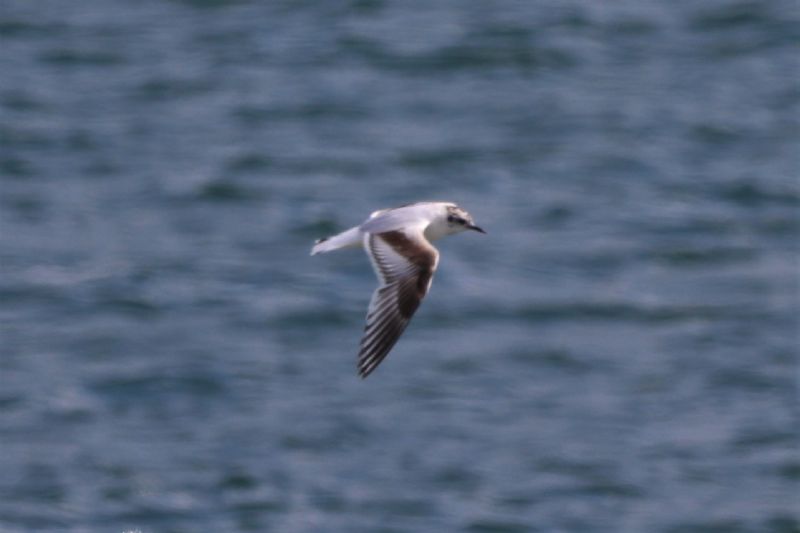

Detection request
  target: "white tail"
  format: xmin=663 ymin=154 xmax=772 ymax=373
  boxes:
xmin=310 ymin=226 xmax=363 ymax=255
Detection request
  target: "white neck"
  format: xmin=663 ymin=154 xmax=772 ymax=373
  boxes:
xmin=424 ymin=207 xmax=460 ymax=241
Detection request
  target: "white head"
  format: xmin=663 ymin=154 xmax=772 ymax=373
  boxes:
xmin=426 ymin=203 xmax=486 ymax=241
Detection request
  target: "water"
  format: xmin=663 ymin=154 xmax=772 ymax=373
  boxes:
xmin=1 ymin=1 xmax=798 ymax=532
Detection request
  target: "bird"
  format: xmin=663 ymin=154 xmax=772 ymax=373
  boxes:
xmin=311 ymin=201 xmax=485 ymax=378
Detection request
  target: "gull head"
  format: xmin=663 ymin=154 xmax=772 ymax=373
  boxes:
xmin=442 ymin=204 xmax=486 ymax=236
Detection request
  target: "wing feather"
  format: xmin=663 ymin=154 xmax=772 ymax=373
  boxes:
xmin=357 ymin=229 xmax=439 ymax=378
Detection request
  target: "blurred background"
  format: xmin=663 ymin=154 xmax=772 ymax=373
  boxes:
xmin=1 ymin=1 xmax=798 ymax=532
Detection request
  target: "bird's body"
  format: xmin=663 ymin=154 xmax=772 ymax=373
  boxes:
xmin=311 ymin=201 xmax=485 ymax=378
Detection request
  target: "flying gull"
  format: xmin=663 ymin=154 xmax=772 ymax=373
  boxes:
xmin=311 ymin=201 xmax=485 ymax=378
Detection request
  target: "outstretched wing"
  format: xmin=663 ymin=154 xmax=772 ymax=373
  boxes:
xmin=359 ymin=203 xmax=433 ymax=235
xmin=358 ymin=229 xmax=439 ymax=378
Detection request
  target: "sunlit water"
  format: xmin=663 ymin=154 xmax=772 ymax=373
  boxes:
xmin=1 ymin=1 xmax=798 ymax=532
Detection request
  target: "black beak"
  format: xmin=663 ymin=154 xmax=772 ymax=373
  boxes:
xmin=467 ymin=224 xmax=486 ymax=234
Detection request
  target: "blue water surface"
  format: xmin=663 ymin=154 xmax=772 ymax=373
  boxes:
xmin=1 ymin=1 xmax=798 ymax=532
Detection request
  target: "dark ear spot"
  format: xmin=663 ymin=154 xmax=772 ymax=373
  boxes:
xmin=447 ymin=215 xmax=454 ymax=222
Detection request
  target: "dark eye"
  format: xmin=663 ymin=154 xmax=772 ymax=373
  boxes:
xmin=447 ymin=215 xmax=455 ymax=223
